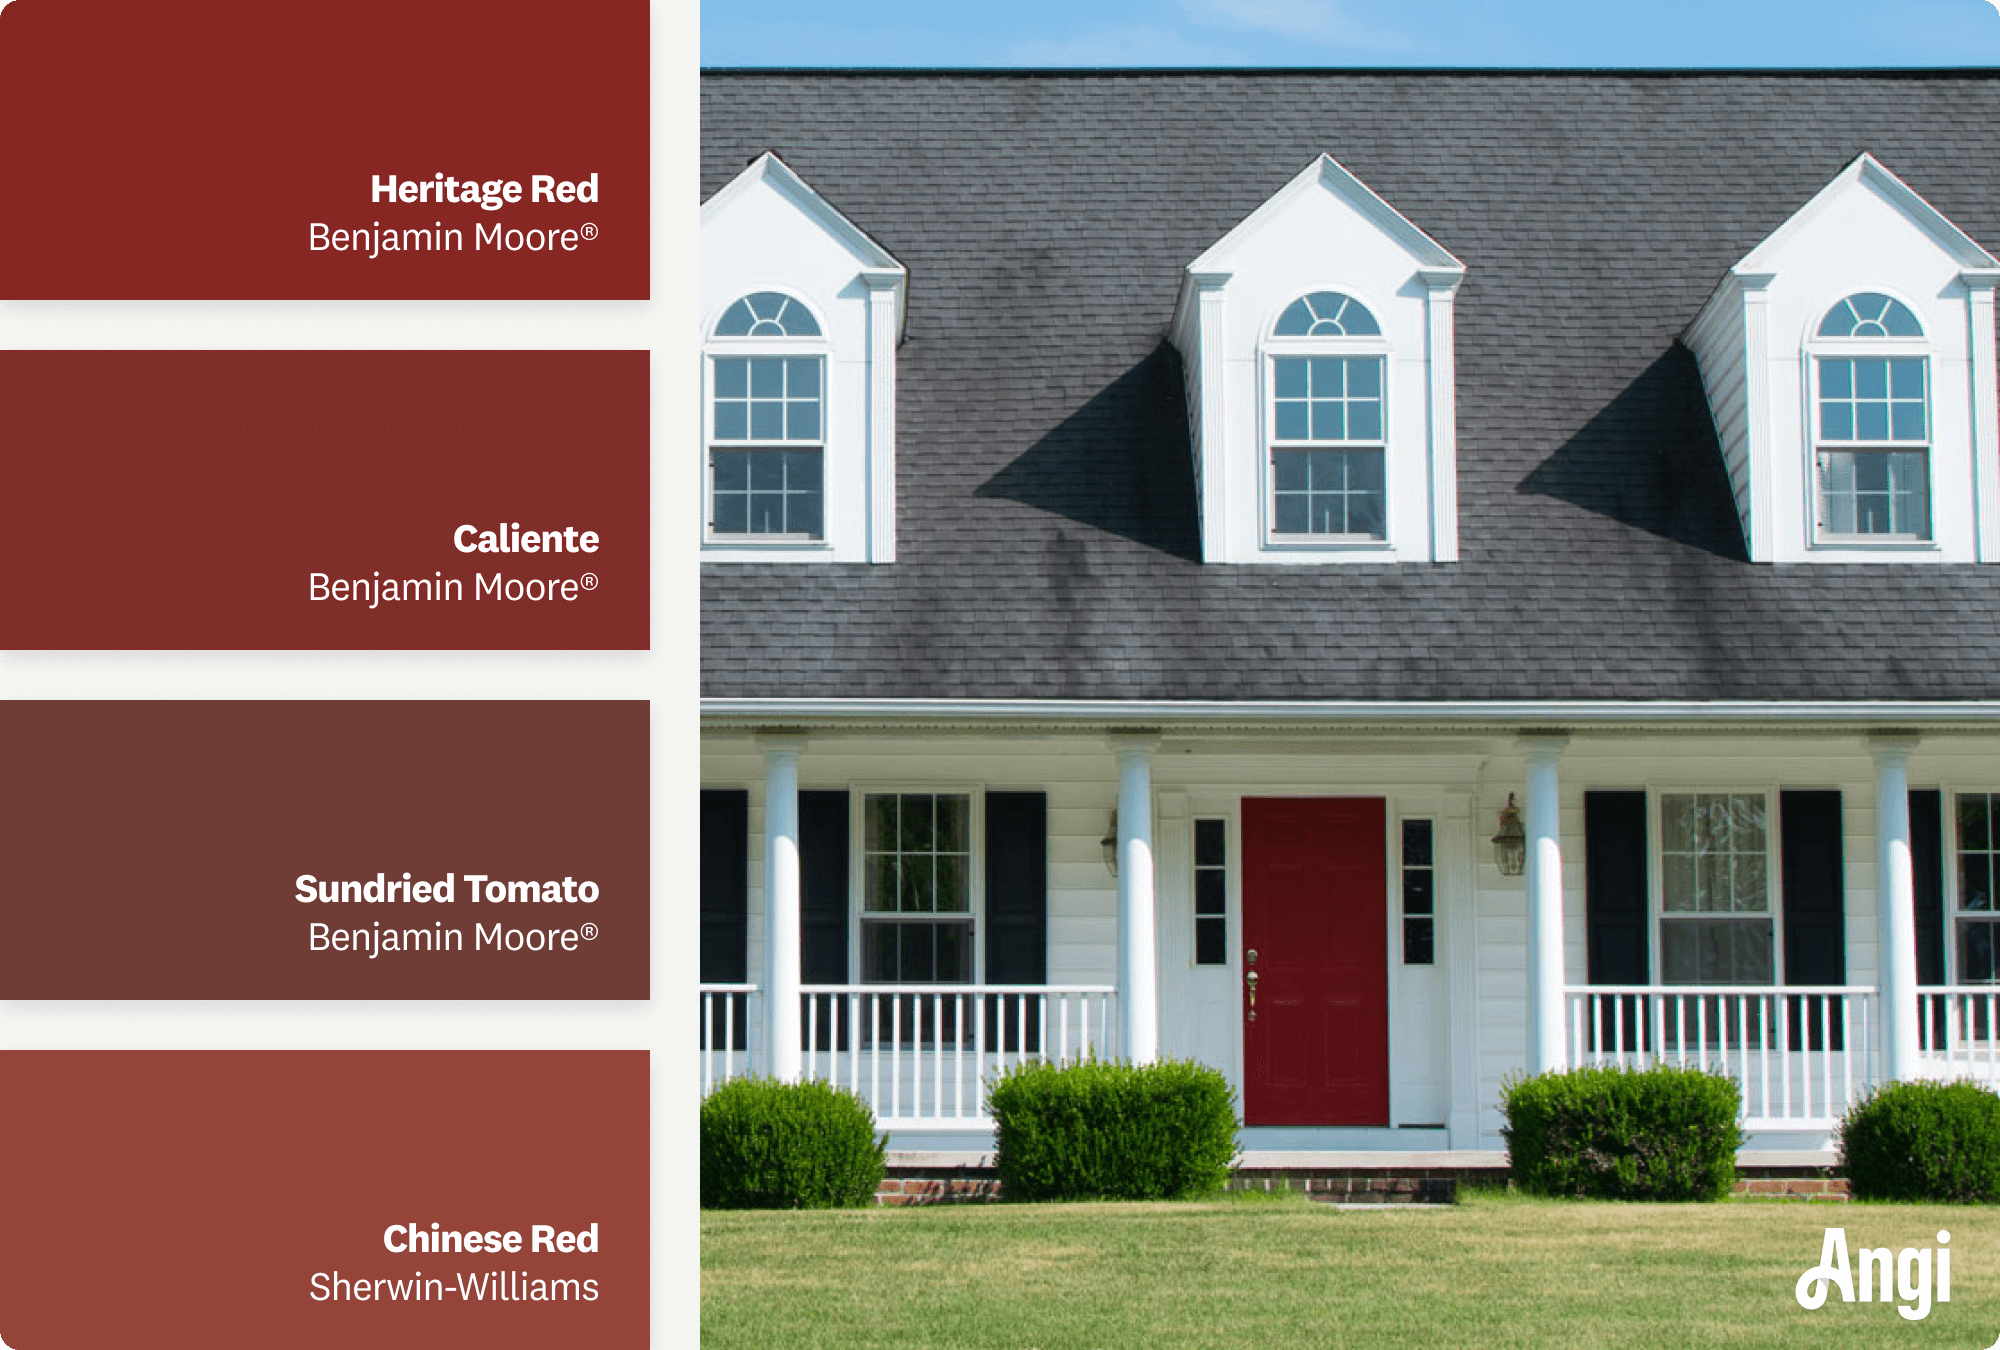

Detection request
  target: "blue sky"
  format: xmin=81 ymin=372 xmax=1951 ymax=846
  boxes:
xmin=703 ymin=0 xmax=2000 ymax=67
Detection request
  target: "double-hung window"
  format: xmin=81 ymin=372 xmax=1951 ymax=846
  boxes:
xmin=1811 ymin=292 xmax=1931 ymax=543
xmin=707 ymin=291 xmax=826 ymax=541
xmin=1266 ymin=291 xmax=1388 ymax=542
xmin=860 ymin=792 xmax=973 ymax=985
xmin=1956 ymin=793 xmax=2000 ymax=983
xmin=1658 ymin=792 xmax=1774 ymax=986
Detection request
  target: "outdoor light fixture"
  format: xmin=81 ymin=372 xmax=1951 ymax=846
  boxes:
xmin=1492 ymin=793 xmax=1527 ymax=877
xmin=1101 ymin=809 xmax=1119 ymax=877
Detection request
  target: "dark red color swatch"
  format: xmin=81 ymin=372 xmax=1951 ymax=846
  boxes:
xmin=0 ymin=351 xmax=649 ymax=650
xmin=0 ymin=0 xmax=648 ymax=298
xmin=0 ymin=1052 xmax=649 ymax=1348
xmin=0 ymin=702 xmax=649 ymax=999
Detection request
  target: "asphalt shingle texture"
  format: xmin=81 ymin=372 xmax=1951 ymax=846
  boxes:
xmin=701 ymin=71 xmax=2000 ymax=703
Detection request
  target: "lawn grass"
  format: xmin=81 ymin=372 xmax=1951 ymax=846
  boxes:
xmin=701 ymin=1188 xmax=2000 ymax=1348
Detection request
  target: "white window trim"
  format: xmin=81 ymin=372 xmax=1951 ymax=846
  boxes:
xmin=1801 ymin=288 xmax=1938 ymax=552
xmin=1258 ymin=291 xmax=1396 ymax=553
xmin=703 ymin=288 xmax=836 ymax=552
xmin=846 ymin=783 xmax=985 ymax=987
xmin=1647 ymin=786 xmax=1783 ymax=988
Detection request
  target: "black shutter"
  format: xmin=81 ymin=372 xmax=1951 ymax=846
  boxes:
xmin=985 ymin=791 xmax=1047 ymax=1051
xmin=1911 ymin=789 xmax=1946 ymax=1049
xmin=700 ymin=790 xmax=749 ymax=1049
xmin=1585 ymin=792 xmax=1649 ymax=1051
xmin=800 ymin=790 xmax=850 ymax=1049
xmin=1780 ymin=790 xmax=1845 ymax=1050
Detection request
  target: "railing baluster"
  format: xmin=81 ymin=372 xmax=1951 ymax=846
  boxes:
xmin=1841 ymin=994 xmax=1853 ymax=1115
xmin=1697 ymin=994 xmax=1708 ymax=1074
xmin=931 ymin=993 xmax=943 ymax=1119
xmin=891 ymin=995 xmax=902 ymax=1122
xmin=954 ymin=993 xmax=966 ymax=1119
xmin=1776 ymin=995 xmax=1790 ymax=1121
xmin=975 ymin=992 xmax=988 ymax=1119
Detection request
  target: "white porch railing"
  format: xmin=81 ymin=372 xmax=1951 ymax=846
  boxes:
xmin=1919 ymin=987 xmax=2000 ymax=1089
xmin=700 ymin=984 xmax=759 ymax=1093
xmin=699 ymin=983 xmax=1119 ymax=1126
xmin=1565 ymin=986 xmax=1878 ymax=1129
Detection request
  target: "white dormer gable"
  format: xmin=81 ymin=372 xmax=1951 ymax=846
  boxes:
xmin=1169 ymin=155 xmax=1466 ymax=564
xmin=1685 ymin=153 xmax=2000 ymax=563
xmin=700 ymin=153 xmax=908 ymax=563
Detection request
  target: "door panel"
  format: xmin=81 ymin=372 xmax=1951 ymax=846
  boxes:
xmin=1242 ymin=797 xmax=1388 ymax=1126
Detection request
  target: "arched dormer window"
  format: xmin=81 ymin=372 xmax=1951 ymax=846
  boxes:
xmin=1810 ymin=291 xmax=1930 ymax=542
xmin=1265 ymin=290 xmax=1388 ymax=542
xmin=707 ymin=290 xmax=826 ymax=541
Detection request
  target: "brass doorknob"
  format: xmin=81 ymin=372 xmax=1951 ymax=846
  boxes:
xmin=1245 ymin=970 xmax=1259 ymax=1021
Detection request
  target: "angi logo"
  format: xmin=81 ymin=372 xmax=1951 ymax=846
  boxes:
xmin=1795 ymin=1227 xmax=1951 ymax=1321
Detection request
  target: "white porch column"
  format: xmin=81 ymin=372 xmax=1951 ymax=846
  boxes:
xmin=761 ymin=734 xmax=804 ymax=1083
xmin=1873 ymin=733 xmax=1921 ymax=1083
xmin=1114 ymin=734 xmax=1161 ymax=1065
xmin=1523 ymin=733 xmax=1570 ymax=1076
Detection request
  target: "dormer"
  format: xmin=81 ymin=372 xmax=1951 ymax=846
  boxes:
xmin=699 ymin=154 xmax=907 ymax=563
xmin=1685 ymin=154 xmax=2000 ymax=563
xmin=1168 ymin=155 xmax=1466 ymax=565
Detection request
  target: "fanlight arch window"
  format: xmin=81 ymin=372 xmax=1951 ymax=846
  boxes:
xmin=707 ymin=291 xmax=825 ymax=541
xmin=1266 ymin=291 xmax=1387 ymax=541
xmin=1811 ymin=291 xmax=1930 ymax=542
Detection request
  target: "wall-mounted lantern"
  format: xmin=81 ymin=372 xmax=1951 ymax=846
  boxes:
xmin=1492 ymin=793 xmax=1527 ymax=877
xmin=1101 ymin=809 xmax=1120 ymax=877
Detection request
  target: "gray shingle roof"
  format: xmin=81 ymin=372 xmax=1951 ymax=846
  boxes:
xmin=701 ymin=70 xmax=2000 ymax=702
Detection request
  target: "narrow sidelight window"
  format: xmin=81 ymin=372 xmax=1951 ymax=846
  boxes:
xmin=1401 ymin=819 xmax=1434 ymax=965
xmin=1194 ymin=818 xmax=1227 ymax=965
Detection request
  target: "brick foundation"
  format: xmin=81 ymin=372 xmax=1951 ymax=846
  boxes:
xmin=872 ymin=1162 xmax=1852 ymax=1205
xmin=1731 ymin=1167 xmax=1850 ymax=1200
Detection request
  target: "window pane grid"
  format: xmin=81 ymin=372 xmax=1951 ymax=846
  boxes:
xmin=709 ymin=449 xmax=822 ymax=538
xmin=1272 ymin=448 xmax=1386 ymax=538
xmin=861 ymin=794 xmax=973 ymax=984
xmin=1272 ymin=355 xmax=1383 ymax=445
xmin=712 ymin=356 xmax=822 ymax=444
xmin=1815 ymin=353 xmax=1930 ymax=541
xmin=1660 ymin=793 xmax=1771 ymax=987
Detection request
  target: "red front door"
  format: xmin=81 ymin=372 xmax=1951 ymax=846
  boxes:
xmin=1242 ymin=797 xmax=1388 ymax=1126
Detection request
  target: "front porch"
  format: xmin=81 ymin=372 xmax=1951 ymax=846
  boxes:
xmin=700 ymin=718 xmax=2000 ymax=1153
xmin=701 ymin=980 xmax=2000 ymax=1143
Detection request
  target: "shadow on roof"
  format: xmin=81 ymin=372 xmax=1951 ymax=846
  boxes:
xmin=973 ymin=342 xmax=1204 ymax=563
xmin=1514 ymin=343 xmax=1749 ymax=562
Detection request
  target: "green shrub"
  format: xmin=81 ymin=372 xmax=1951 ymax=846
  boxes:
xmin=1839 ymin=1079 xmax=2000 ymax=1203
xmin=1501 ymin=1065 xmax=1742 ymax=1201
xmin=700 ymin=1076 xmax=887 ymax=1209
xmin=988 ymin=1058 xmax=1238 ymax=1202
